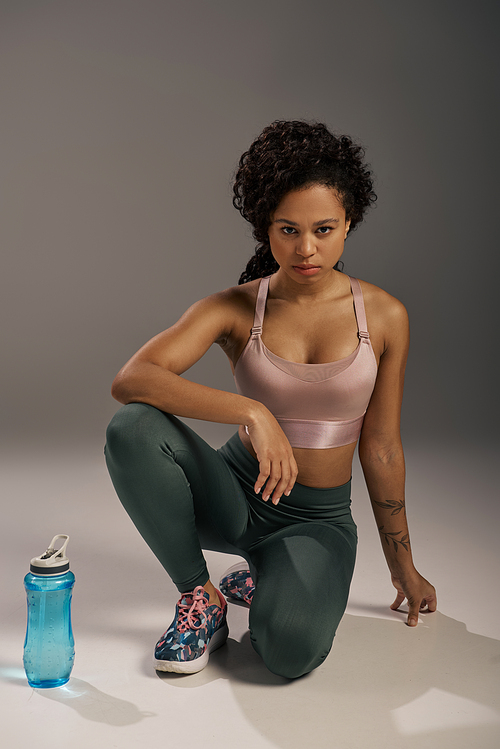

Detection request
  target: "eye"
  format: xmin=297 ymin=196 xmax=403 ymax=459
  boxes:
xmin=281 ymin=226 xmax=296 ymax=235
xmin=316 ymin=226 xmax=333 ymax=234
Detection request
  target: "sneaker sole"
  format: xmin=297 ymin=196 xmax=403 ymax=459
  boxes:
xmin=224 ymin=597 xmax=251 ymax=609
xmin=219 ymin=562 xmax=252 ymax=609
xmin=153 ymin=622 xmax=229 ymax=674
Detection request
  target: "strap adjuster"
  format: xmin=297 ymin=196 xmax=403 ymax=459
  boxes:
xmin=251 ymin=325 xmax=263 ymax=337
xmin=358 ymin=330 xmax=370 ymax=340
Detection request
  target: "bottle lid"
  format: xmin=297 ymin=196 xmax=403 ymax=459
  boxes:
xmin=30 ymin=535 xmax=70 ymax=575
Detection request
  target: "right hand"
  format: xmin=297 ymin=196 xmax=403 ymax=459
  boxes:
xmin=245 ymin=411 xmax=298 ymax=504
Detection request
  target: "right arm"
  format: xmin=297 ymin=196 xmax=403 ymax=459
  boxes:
xmin=111 ymin=292 xmax=298 ymax=500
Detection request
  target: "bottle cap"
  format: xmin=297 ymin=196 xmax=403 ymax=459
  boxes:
xmin=30 ymin=535 xmax=70 ymax=575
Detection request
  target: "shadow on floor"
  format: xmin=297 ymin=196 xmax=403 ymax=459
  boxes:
xmin=157 ymin=609 xmax=500 ymax=749
xmin=0 ymin=671 xmax=156 ymax=727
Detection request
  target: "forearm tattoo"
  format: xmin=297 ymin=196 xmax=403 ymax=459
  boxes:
xmin=373 ymin=498 xmax=406 ymax=517
xmin=378 ymin=526 xmax=410 ymax=553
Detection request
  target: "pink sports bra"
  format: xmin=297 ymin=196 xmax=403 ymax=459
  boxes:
xmin=234 ymin=275 xmax=378 ymax=449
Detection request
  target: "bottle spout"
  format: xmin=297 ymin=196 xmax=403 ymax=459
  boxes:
xmin=31 ymin=535 xmax=71 ymax=575
xmin=40 ymin=535 xmax=70 ymax=560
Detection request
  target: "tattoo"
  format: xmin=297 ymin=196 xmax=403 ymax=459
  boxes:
xmin=378 ymin=525 xmax=410 ymax=553
xmin=373 ymin=499 xmax=406 ymax=517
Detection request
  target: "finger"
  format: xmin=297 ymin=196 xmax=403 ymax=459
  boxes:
xmin=407 ymin=599 xmax=420 ymax=626
xmin=261 ymin=468 xmax=282 ymax=502
xmin=270 ymin=464 xmax=293 ymax=504
xmin=422 ymin=593 xmax=438 ymax=613
xmin=407 ymin=600 xmax=420 ymax=627
xmin=284 ymin=461 xmax=299 ymax=497
xmin=390 ymin=591 xmax=406 ymax=611
xmin=254 ymin=460 xmax=270 ymax=498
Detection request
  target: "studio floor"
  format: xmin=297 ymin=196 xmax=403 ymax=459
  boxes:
xmin=1 ymin=436 xmax=499 ymax=749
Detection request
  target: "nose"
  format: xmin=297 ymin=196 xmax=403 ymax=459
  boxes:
xmin=296 ymin=234 xmax=316 ymax=258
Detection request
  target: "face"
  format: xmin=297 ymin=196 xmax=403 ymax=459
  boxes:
xmin=267 ymin=183 xmax=351 ymax=283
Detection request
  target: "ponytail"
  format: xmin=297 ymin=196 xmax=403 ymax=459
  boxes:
xmin=238 ymin=244 xmax=278 ymax=284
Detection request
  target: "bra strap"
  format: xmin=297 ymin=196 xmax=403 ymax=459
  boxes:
xmin=348 ymin=276 xmax=370 ymax=340
xmin=251 ymin=275 xmax=271 ymax=338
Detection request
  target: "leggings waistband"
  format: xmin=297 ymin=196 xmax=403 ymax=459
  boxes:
xmin=218 ymin=432 xmax=353 ymax=516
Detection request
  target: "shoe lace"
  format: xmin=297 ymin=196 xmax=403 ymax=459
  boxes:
xmin=176 ymin=586 xmax=208 ymax=633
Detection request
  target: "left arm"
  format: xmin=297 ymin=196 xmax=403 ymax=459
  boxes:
xmin=358 ymin=295 xmax=437 ymax=626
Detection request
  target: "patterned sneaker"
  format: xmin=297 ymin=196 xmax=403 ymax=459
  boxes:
xmin=219 ymin=562 xmax=255 ymax=608
xmin=154 ymin=586 xmax=228 ymax=674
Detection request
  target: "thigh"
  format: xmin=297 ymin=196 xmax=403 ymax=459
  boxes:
xmin=165 ymin=416 xmax=252 ymax=553
xmin=105 ymin=403 xmax=250 ymax=553
xmin=248 ymin=522 xmax=357 ymax=679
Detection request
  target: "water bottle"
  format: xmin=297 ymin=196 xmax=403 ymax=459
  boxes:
xmin=23 ymin=534 xmax=75 ymax=688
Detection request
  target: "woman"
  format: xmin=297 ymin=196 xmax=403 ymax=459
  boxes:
xmin=105 ymin=120 xmax=436 ymax=680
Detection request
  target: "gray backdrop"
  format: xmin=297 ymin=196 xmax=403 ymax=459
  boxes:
xmin=1 ymin=0 xmax=498 ymax=450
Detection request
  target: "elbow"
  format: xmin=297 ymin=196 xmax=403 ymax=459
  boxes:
xmin=111 ymin=371 xmax=133 ymax=404
xmin=358 ymin=434 xmax=404 ymax=467
xmin=110 ymin=380 xmax=126 ymax=404
xmin=110 ymin=360 xmax=163 ymax=404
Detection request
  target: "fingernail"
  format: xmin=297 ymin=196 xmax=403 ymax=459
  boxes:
xmin=263 ymin=495 xmax=269 ymax=502
xmin=273 ymin=497 xmax=281 ymax=505
xmin=408 ymin=617 xmax=417 ymax=626
xmin=285 ymin=491 xmax=291 ymax=496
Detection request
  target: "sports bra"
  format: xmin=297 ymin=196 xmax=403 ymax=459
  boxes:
xmin=233 ymin=274 xmax=378 ymax=449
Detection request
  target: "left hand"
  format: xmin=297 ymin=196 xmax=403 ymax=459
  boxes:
xmin=390 ymin=570 xmax=437 ymax=626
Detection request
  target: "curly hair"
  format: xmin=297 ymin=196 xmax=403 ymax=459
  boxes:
xmin=233 ymin=120 xmax=377 ymax=284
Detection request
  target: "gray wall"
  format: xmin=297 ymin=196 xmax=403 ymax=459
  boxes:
xmin=1 ymin=0 xmax=498 ymax=449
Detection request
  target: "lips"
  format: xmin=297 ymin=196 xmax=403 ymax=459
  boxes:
xmin=292 ymin=264 xmax=321 ymax=275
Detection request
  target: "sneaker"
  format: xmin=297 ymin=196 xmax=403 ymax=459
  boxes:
xmin=154 ymin=586 xmax=228 ymax=674
xmin=219 ymin=562 xmax=254 ymax=609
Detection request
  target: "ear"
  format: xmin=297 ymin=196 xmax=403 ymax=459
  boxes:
xmin=344 ymin=219 xmax=351 ymax=238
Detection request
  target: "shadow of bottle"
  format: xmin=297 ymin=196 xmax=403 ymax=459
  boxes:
xmin=34 ymin=677 xmax=156 ymax=726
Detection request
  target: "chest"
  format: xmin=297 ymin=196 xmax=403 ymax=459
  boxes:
xmin=260 ymin=298 xmax=360 ymax=364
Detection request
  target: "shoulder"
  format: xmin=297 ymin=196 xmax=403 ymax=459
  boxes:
xmin=357 ymin=277 xmax=408 ymax=326
xmin=196 ymin=279 xmax=260 ymax=319
xmin=182 ymin=279 xmax=260 ymax=342
xmin=355 ymin=277 xmax=409 ymax=355
xmin=214 ymin=278 xmax=260 ymax=308
xmin=180 ymin=279 xmax=258 ymax=315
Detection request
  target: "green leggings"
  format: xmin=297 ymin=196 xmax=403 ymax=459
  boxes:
xmin=105 ymin=403 xmax=357 ymax=678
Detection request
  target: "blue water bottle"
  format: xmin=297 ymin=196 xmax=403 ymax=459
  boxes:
xmin=23 ymin=535 xmax=75 ymax=688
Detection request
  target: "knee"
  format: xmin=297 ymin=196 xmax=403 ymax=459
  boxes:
xmin=105 ymin=403 xmax=164 ymax=461
xmin=250 ymin=616 xmax=334 ymax=680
